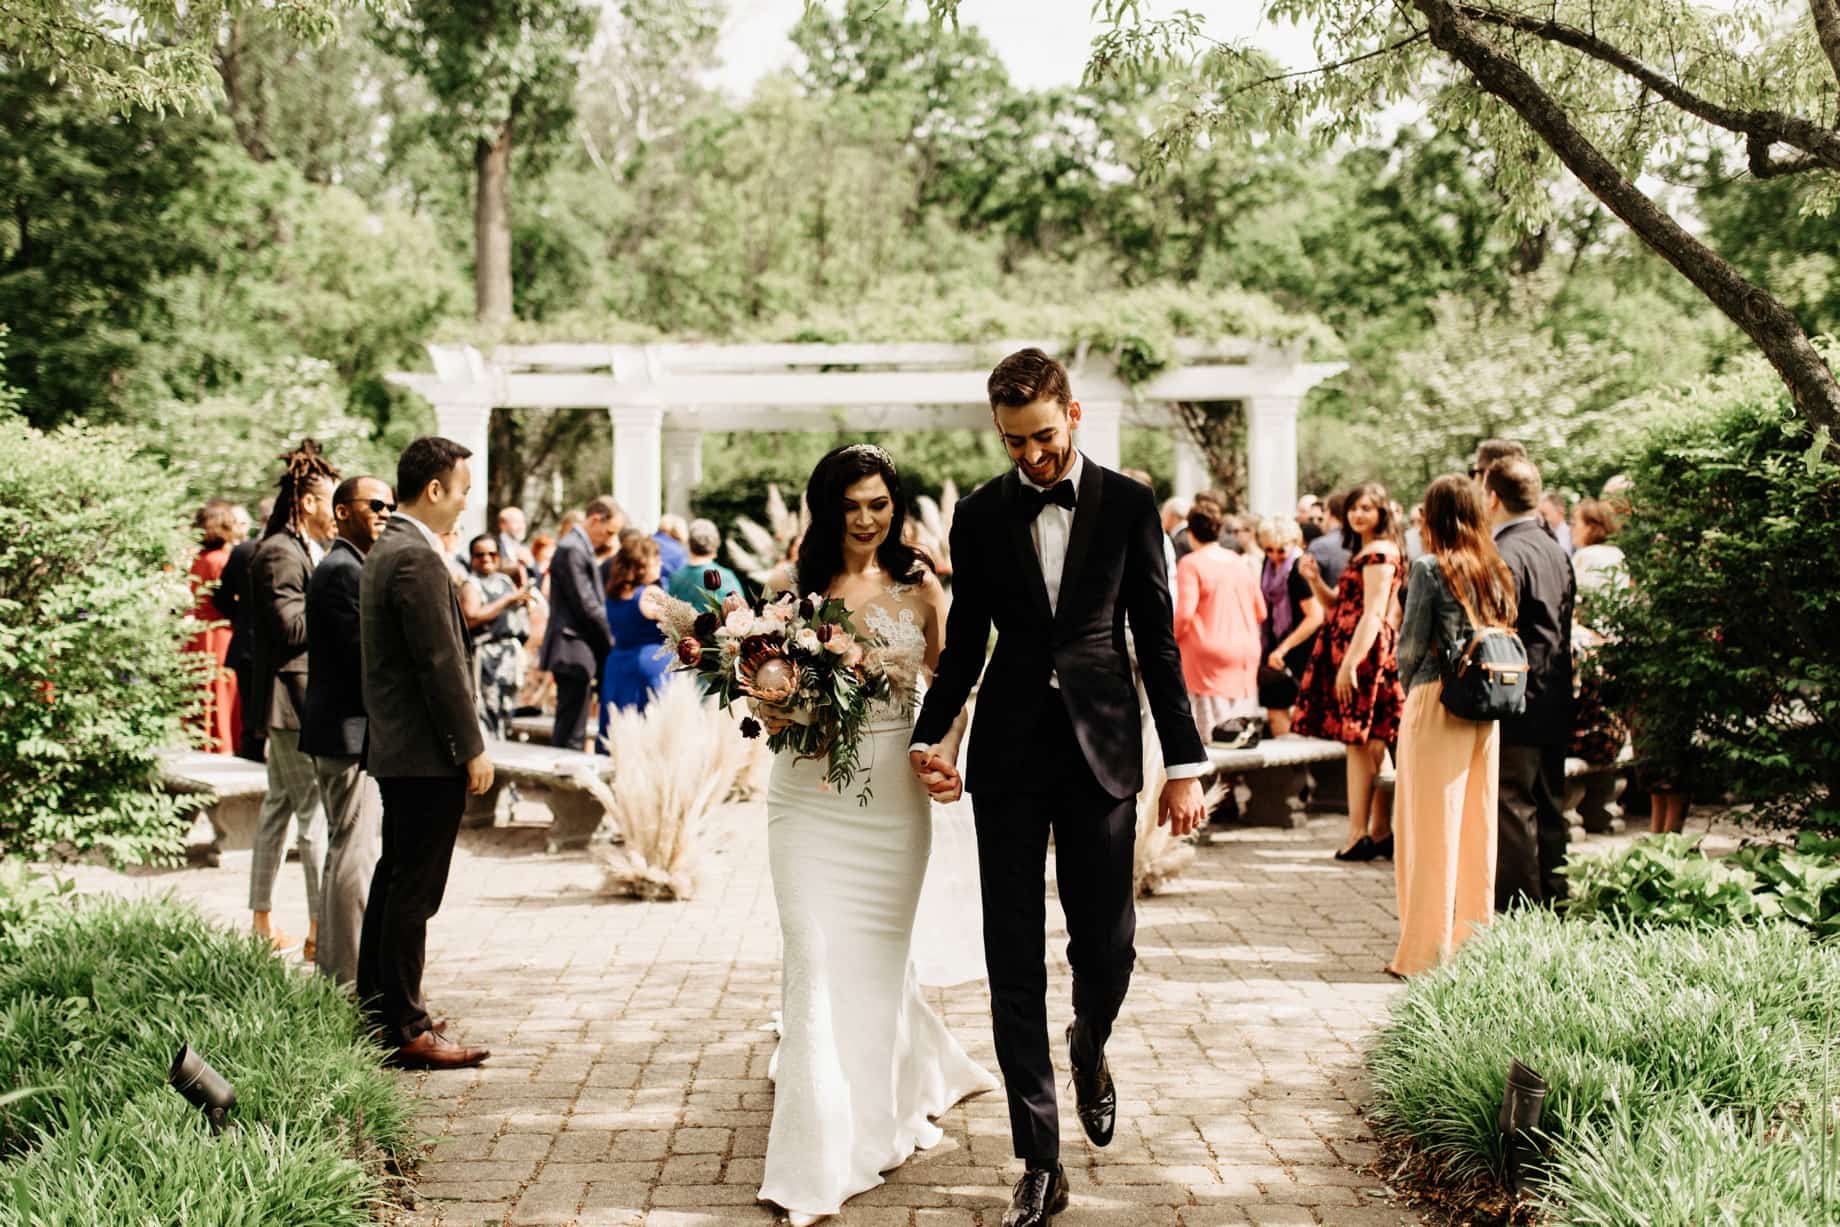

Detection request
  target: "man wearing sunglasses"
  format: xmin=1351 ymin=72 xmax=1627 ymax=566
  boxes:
xmin=300 ymin=476 xmax=396 ymax=986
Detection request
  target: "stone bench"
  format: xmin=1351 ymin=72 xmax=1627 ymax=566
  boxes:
xmin=463 ymin=737 xmax=615 ymax=852
xmin=162 ymin=739 xmax=616 ymax=859
xmin=1374 ymin=745 xmax=1635 ymax=834
xmin=1204 ymin=735 xmax=1351 ymax=830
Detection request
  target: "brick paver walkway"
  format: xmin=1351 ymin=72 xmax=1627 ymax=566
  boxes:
xmin=61 ymin=801 xmax=1433 ymax=1227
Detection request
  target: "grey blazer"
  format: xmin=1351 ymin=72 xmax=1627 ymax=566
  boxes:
xmin=360 ymin=517 xmax=485 ymax=778
xmin=249 ymin=529 xmax=314 ymax=731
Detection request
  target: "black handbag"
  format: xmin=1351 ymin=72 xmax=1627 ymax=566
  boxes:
xmin=1438 ymin=577 xmax=1529 ymax=722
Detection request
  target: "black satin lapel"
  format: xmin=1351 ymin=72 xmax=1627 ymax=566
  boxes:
xmin=1002 ymin=472 xmax=1055 ymax=625
xmin=1054 ymin=459 xmax=1105 ymax=631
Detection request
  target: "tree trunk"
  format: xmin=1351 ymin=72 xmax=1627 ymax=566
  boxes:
xmin=1415 ymin=0 xmax=1840 ymax=444
xmin=474 ymin=122 xmax=514 ymax=325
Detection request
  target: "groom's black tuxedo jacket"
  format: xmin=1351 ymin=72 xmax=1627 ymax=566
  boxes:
xmin=912 ymin=458 xmax=1205 ymax=799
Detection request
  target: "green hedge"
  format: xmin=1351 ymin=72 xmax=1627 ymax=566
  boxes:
xmin=1592 ymin=354 xmax=1840 ymax=833
xmin=1368 ymin=910 xmax=1839 ymax=1222
xmin=0 ymin=875 xmax=416 ymax=1226
xmin=0 ymin=421 xmax=209 ymax=863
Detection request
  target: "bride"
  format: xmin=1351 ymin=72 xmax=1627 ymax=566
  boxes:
xmin=755 ymin=443 xmax=997 ymax=1225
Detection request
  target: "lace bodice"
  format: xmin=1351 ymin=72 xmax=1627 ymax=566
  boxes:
xmin=857 ymin=585 xmax=928 ymax=726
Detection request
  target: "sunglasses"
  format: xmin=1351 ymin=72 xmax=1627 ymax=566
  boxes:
xmin=472 ymin=549 xmax=498 ymax=560
xmin=344 ymin=498 xmax=397 ymax=514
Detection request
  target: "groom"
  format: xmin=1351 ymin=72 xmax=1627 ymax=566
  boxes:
xmin=910 ymin=348 xmax=1209 ymax=1227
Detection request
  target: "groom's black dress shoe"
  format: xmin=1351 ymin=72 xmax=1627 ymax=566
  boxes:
xmin=1066 ymin=1022 xmax=1116 ymax=1147
xmin=1001 ymin=1164 xmax=1068 ymax=1227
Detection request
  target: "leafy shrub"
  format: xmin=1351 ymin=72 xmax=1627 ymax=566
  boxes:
xmin=1368 ymin=911 xmax=1838 ymax=1214
xmin=1592 ymin=353 xmax=1840 ymax=834
xmin=0 ymin=422 xmax=211 ymax=863
xmin=0 ymin=895 xmax=415 ymax=1226
xmin=0 ymin=863 xmax=76 ymax=957
xmin=1565 ymin=833 xmax=1840 ymax=939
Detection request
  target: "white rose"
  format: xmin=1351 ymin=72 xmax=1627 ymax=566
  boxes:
xmin=794 ymin=627 xmax=821 ymax=655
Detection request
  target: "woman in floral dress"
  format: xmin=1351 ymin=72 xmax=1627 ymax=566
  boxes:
xmin=1294 ymin=483 xmax=1405 ymax=861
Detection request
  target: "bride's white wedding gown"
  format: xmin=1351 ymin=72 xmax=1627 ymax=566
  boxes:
xmin=758 ymin=590 xmax=997 ymax=1218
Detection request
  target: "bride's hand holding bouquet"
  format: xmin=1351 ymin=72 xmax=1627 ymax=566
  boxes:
xmin=645 ymin=578 xmax=893 ymax=802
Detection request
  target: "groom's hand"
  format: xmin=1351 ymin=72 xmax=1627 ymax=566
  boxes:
xmin=909 ymin=745 xmax=963 ymax=802
xmin=1158 ymin=776 xmax=1206 ymax=836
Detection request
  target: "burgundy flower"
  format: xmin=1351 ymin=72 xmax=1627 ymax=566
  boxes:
xmin=798 ymin=596 xmax=816 ymax=620
xmin=692 ymin=611 xmax=719 ymax=639
xmin=816 ymin=622 xmax=835 ymax=644
xmin=740 ymin=716 xmax=762 ymax=739
xmin=676 ymin=637 xmax=702 ymax=666
xmin=703 ymin=568 xmax=722 ymax=590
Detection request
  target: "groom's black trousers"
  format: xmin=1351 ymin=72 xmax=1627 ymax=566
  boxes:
xmin=972 ymin=698 xmax=1137 ymax=1166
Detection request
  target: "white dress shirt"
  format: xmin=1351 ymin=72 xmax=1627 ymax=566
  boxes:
xmin=395 ymin=510 xmax=447 ymax=555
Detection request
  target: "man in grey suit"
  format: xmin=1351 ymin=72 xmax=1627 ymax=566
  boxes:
xmin=300 ymin=474 xmax=394 ymax=986
xmin=356 ymin=437 xmax=493 ymax=1070
xmin=248 ymin=443 xmax=340 ymax=954
xmin=540 ymin=495 xmax=619 ymax=750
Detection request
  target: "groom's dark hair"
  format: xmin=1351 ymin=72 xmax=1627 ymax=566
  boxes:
xmin=989 ymin=347 xmax=1072 ymax=411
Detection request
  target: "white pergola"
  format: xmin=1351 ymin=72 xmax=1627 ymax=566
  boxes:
xmin=389 ymin=340 xmax=1345 ymax=540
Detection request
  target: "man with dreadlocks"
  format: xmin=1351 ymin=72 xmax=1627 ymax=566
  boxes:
xmin=248 ymin=439 xmax=340 ymax=958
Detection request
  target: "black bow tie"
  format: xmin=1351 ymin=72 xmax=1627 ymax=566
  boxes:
xmin=1015 ymin=479 xmax=1077 ymax=521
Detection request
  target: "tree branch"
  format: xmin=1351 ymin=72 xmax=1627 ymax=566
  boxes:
xmin=1809 ymin=0 xmax=1840 ymax=92
xmin=1453 ymin=2 xmax=1840 ymax=171
xmin=1747 ymin=133 xmax=1822 ymax=179
xmin=1414 ymin=0 xmax=1840 ymax=443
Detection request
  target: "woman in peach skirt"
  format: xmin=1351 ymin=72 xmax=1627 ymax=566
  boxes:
xmin=1387 ymin=475 xmax=1517 ymax=978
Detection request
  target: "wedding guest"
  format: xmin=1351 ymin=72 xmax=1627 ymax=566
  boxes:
xmin=1123 ymin=469 xmax=1178 ymax=586
xmin=666 ymin=518 xmax=744 ymax=607
xmin=1306 ymin=490 xmax=1353 ymax=588
xmin=300 ymin=474 xmax=393 ymax=986
xmin=1540 ymin=491 xmax=1572 ymax=554
xmin=187 ymin=499 xmax=243 ymax=754
xmin=1174 ymin=489 xmax=1224 ymax=559
xmin=599 ymin=535 xmax=672 ymax=739
xmin=1294 ymin=482 xmax=1404 ymax=862
xmin=541 ymin=497 xmax=619 ymax=751
xmin=1296 ymin=493 xmax=1325 ymax=543
xmin=437 ymin=528 xmax=469 ymax=587
xmin=1479 ymin=453 xmax=1575 ymax=909
xmin=1255 ymin=517 xmax=1322 ymax=737
xmin=357 ymin=436 xmax=492 ymax=1070
xmin=1404 ymin=503 xmax=1427 ymax=561
xmin=1570 ymin=498 xmax=1625 ymax=598
xmin=1173 ymin=503 xmax=1267 ymax=740
xmin=218 ymin=496 xmax=273 ymax=759
xmin=1388 ymin=475 xmax=1516 ymax=977
xmin=496 ymin=505 xmax=533 ymax=585
xmin=248 ymin=442 xmax=339 ymax=957
xmin=461 ymin=533 xmax=532 ymax=739
xmin=1160 ymin=497 xmax=1190 ymax=546
xmin=654 ymin=513 xmax=690 ymax=579
xmin=1471 ymin=437 xmax=1528 ymax=478
xmin=529 ymin=533 xmax=557 ymax=582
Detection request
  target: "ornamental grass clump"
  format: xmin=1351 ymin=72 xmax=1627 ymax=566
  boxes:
xmin=0 ymin=884 xmax=414 ymax=1226
xmin=1367 ymin=910 xmax=1840 ymax=1222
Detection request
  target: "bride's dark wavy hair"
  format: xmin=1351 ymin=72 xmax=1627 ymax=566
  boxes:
xmin=797 ymin=444 xmax=930 ymax=598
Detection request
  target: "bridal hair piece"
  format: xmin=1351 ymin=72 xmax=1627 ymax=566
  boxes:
xmin=840 ymin=442 xmax=896 ymax=470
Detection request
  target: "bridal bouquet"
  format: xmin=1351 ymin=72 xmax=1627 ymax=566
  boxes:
xmin=647 ymin=575 xmax=899 ymax=803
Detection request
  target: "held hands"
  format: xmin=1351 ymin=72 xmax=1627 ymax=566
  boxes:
xmin=1266 ymin=650 xmax=1286 ymax=673
xmin=908 ymin=745 xmax=964 ymax=804
xmin=750 ymin=699 xmax=793 ymax=736
xmin=1158 ymin=776 xmax=1206 ymax=836
xmin=465 ymin=752 xmax=495 ymax=797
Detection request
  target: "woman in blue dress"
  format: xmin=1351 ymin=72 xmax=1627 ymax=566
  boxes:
xmin=599 ymin=535 xmax=673 ymax=747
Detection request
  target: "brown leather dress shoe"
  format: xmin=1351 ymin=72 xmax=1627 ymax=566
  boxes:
xmin=429 ymin=1017 xmax=449 ymax=1035
xmin=389 ymin=1029 xmax=489 ymax=1070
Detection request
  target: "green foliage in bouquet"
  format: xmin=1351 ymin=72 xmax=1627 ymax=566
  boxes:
xmin=653 ymin=584 xmax=893 ymax=804
xmin=1564 ymin=833 xmax=1840 ymax=939
xmin=0 ymin=422 xmax=210 ymax=863
xmin=1591 ymin=350 xmax=1840 ymax=835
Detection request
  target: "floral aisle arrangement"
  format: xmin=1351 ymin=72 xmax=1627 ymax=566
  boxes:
xmin=648 ymin=577 xmax=902 ymax=803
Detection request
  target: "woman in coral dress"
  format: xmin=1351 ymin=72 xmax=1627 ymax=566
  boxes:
xmin=1293 ymin=482 xmax=1405 ymax=861
xmin=187 ymin=500 xmax=244 ymax=754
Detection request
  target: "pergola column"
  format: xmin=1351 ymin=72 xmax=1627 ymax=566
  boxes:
xmin=1079 ymin=401 xmax=1124 ymax=471
xmin=661 ymin=427 xmax=702 ymax=522
xmin=1245 ymin=394 xmax=1300 ymax=519
xmin=610 ymin=405 xmax=664 ymax=531
xmin=1172 ymin=431 xmax=1209 ymax=501
xmin=432 ymin=401 xmax=492 ymax=542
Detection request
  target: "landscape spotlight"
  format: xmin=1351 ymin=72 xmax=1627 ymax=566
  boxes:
xmin=1498 ymin=1058 xmax=1548 ymax=1194
xmin=168 ymin=1045 xmax=236 ymax=1134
